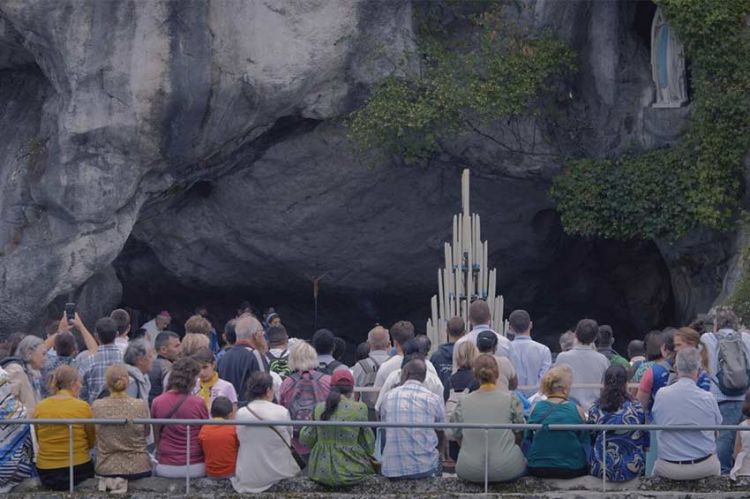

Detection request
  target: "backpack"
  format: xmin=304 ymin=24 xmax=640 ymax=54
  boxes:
xmin=714 ymin=331 xmax=750 ymax=396
xmin=286 ymin=370 xmax=328 ymax=424
xmin=316 ymin=360 xmax=343 ymax=375
xmin=354 ymin=357 xmax=381 ymax=420
xmin=267 ymin=349 xmax=291 ymax=378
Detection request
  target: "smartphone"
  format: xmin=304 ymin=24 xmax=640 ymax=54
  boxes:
xmin=65 ymin=302 xmax=76 ymax=325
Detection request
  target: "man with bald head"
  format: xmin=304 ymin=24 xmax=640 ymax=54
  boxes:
xmin=217 ymin=314 xmax=263 ymax=404
xmin=452 ymin=300 xmax=513 ymax=372
xmin=352 ymin=325 xmax=391 ymax=419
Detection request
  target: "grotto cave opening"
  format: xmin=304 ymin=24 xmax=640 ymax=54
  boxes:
xmin=111 ymin=211 xmax=675 ymax=363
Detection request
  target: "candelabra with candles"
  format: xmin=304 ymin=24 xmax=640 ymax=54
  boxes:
xmin=426 ymin=169 xmax=506 ymax=350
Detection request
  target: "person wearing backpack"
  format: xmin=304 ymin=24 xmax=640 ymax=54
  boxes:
xmin=352 ymin=326 xmax=391 ymax=420
xmin=312 ymin=329 xmax=347 ymax=375
xmin=266 ymin=325 xmax=292 ymax=378
xmin=279 ymin=341 xmax=331 ymax=461
xmin=700 ymin=307 xmax=750 ymax=474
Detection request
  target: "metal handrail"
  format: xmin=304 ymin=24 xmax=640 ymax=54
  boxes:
xmin=353 ymin=383 xmax=641 ymax=392
xmin=23 ymin=418 xmax=740 ymax=495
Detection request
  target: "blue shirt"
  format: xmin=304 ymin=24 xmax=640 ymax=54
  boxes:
xmin=511 ymin=335 xmax=552 ymax=396
xmin=652 ymin=377 xmax=722 ymax=461
xmin=380 ymin=380 xmax=444 ymax=477
xmin=78 ymin=344 xmax=123 ymax=403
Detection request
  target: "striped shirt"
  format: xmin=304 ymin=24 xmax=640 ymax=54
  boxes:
xmin=78 ymin=344 xmax=123 ymax=404
xmin=380 ymin=380 xmax=444 ymax=477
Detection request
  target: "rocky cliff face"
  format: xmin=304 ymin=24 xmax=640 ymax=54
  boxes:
xmin=0 ymin=0 xmax=736 ymax=347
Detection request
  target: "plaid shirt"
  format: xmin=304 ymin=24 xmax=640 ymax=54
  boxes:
xmin=380 ymin=380 xmax=444 ymax=477
xmin=78 ymin=344 xmax=123 ymax=403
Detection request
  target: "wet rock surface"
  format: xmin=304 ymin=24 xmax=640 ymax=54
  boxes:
xmin=0 ymin=0 xmax=733 ymax=344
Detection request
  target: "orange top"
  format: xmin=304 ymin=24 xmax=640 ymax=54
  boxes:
xmin=197 ymin=420 xmax=239 ymax=477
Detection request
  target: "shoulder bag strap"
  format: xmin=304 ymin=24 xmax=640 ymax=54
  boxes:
xmin=165 ymin=395 xmax=189 ymax=419
xmin=246 ymin=405 xmax=294 ymax=449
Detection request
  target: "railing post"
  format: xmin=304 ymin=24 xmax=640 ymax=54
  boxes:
xmin=68 ymin=424 xmax=74 ymax=495
xmin=484 ymin=428 xmax=489 ymax=495
xmin=185 ymin=422 xmax=191 ymax=495
xmin=601 ymin=429 xmax=607 ymax=492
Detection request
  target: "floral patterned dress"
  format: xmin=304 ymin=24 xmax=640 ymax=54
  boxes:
xmin=587 ymin=399 xmax=649 ymax=481
xmin=299 ymin=397 xmax=375 ymax=486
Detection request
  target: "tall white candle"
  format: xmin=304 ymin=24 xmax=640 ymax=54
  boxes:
xmin=431 ymin=295 xmax=438 ymax=341
xmin=452 ymin=216 xmax=458 ymax=266
xmin=438 ymin=269 xmax=445 ymax=323
xmin=476 ymin=214 xmax=481 ymax=265
xmin=457 ymin=216 xmax=463 ymax=269
xmin=482 ymin=242 xmax=488 ymax=297
xmin=488 ymin=269 xmax=496 ymax=305
xmin=463 ymin=212 xmax=470 ymax=270
xmin=462 ymin=169 xmax=470 ymax=217
xmin=444 ymin=243 xmax=451 ymax=276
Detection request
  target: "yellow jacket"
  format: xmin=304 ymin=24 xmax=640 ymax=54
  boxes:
xmin=33 ymin=390 xmax=95 ymax=469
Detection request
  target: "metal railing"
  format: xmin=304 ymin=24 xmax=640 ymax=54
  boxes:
xmin=10 ymin=417 xmax=747 ymax=495
xmin=352 ymin=382 xmax=642 ymax=393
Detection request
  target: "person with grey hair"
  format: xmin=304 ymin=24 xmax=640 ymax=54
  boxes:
xmin=352 ymin=325 xmax=391 ymax=418
xmin=123 ymin=339 xmax=154 ymax=401
xmin=558 ymin=331 xmax=576 ymax=355
xmin=652 ymin=347 xmax=721 ymax=480
xmin=217 ymin=315 xmax=263 ymax=404
xmin=3 ymin=335 xmax=46 ymax=414
xmin=700 ymin=306 xmax=750 ymax=474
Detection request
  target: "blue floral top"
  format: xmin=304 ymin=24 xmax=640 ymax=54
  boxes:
xmin=587 ymin=398 xmax=649 ymax=481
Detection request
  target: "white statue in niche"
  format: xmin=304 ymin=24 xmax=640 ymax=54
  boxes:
xmin=651 ymin=7 xmax=688 ymax=108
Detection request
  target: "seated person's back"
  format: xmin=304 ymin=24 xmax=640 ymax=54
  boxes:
xmin=198 ymin=396 xmax=239 ymax=478
xmin=527 ymin=365 xmax=588 ymax=479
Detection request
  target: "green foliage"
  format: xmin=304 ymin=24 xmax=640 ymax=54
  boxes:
xmin=552 ymin=0 xmax=750 ymax=240
xmin=347 ymin=2 xmax=576 ymax=163
xmin=728 ymin=243 xmax=750 ymax=326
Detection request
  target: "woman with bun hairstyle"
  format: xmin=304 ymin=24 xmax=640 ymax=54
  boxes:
xmin=232 ymin=371 xmax=300 ymax=493
xmin=34 ymin=365 xmax=95 ymax=490
xmin=526 ymin=365 xmax=589 ymax=478
xmin=300 ymin=369 xmax=375 ymax=486
xmin=450 ymin=354 xmax=526 ymax=483
xmin=91 ymin=364 xmax=152 ymax=486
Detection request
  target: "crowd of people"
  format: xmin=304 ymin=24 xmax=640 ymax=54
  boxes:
xmin=1 ymin=300 xmax=750 ymax=492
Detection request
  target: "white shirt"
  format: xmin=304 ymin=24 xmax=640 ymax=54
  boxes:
xmin=554 ymin=345 xmax=609 ymax=410
xmin=232 ymin=399 xmax=300 ymax=493
xmin=452 ymin=324 xmax=513 ymax=372
xmin=652 ymin=377 xmax=722 ymax=461
xmin=374 ymin=360 xmax=443 ymax=411
xmin=511 ymin=335 xmax=552 ymax=396
xmin=141 ymin=319 xmax=160 ymax=346
xmin=374 ymin=354 xmax=404 ymax=389
xmin=700 ymin=329 xmax=750 ymax=402
xmin=115 ymin=336 xmax=129 ymax=356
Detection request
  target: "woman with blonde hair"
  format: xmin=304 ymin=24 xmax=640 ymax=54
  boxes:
xmin=181 ymin=332 xmax=210 ymax=358
xmin=279 ymin=341 xmax=330 ymax=461
xmin=92 ymin=364 xmax=151 ymax=489
xmin=450 ymin=341 xmax=479 ymax=392
xmin=34 ymin=365 xmax=95 ymax=490
xmin=526 ymin=365 xmax=588 ymax=478
xmin=450 ymin=354 xmax=526 ymax=482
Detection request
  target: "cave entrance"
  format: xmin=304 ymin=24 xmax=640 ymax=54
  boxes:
xmin=113 ymin=216 xmax=675 ymax=361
